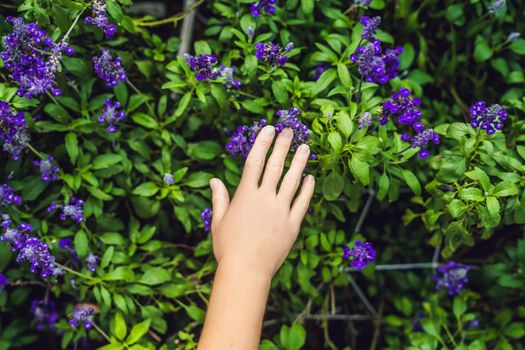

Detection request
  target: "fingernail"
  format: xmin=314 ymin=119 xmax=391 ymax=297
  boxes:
xmin=210 ymin=178 xmax=218 ymax=189
xmin=281 ymin=128 xmax=293 ymax=138
xmin=298 ymin=144 xmax=310 ymax=153
xmin=262 ymin=125 xmax=275 ymax=135
xmin=305 ymin=175 xmax=314 ymax=183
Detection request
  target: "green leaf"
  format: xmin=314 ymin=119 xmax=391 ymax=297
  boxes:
xmin=337 ymin=63 xmax=351 ymax=87
xmin=183 ymin=303 xmax=205 ymax=322
xmin=287 ymin=323 xmax=306 ymax=350
xmin=402 ymin=170 xmax=421 ymax=195
xmin=87 ymin=186 xmax=113 ymax=201
xmin=485 ymin=196 xmax=500 ymax=227
xmin=453 ymin=297 xmax=467 ymax=319
xmin=92 ymin=154 xmax=122 ymax=170
xmin=132 ymin=182 xmax=159 ymax=197
xmin=448 ymin=199 xmax=468 ymax=218
xmin=104 ymin=266 xmax=135 ymax=281
xmin=65 ymin=133 xmax=79 ymax=164
xmin=504 ymin=322 xmax=525 ymax=338
xmin=327 ymin=131 xmax=343 ymax=152
xmin=114 ymin=312 xmax=127 ymax=341
xmin=322 ymin=171 xmax=344 ymax=201
xmin=139 ymin=267 xmax=172 ymax=285
xmin=465 ymin=167 xmax=491 ymax=192
xmin=493 ymin=181 xmax=519 ymax=197
xmin=125 ymin=319 xmax=151 ymax=345
xmin=101 ymin=246 xmax=114 ymax=269
xmin=509 ymin=39 xmax=525 ymax=55
xmin=459 ymin=188 xmax=484 ymax=202
xmin=336 ymin=111 xmax=353 ymax=138
xmin=174 ymin=92 xmax=192 ymax=117
xmin=377 ymin=172 xmax=389 ymax=200
xmin=185 ymin=172 xmax=213 ymax=188
xmin=349 ymin=156 xmax=370 ymax=185
xmin=74 ymin=231 xmax=88 ymax=258
xmin=187 ymin=141 xmax=222 ymax=160
xmin=301 ymin=0 xmax=314 ymax=15
xmin=131 ymin=113 xmax=158 ymax=129
xmin=473 ymin=36 xmax=492 ymax=62
xmin=210 ymin=84 xmax=226 ymax=108
xmin=310 ymin=69 xmax=336 ymax=96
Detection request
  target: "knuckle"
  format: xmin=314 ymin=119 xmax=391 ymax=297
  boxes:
xmin=245 ymin=157 xmax=263 ymax=168
xmin=266 ymin=161 xmax=283 ymax=173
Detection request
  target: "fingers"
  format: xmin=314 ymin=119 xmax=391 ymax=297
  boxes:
xmin=261 ymin=128 xmax=294 ymax=191
xmin=278 ymin=144 xmax=310 ymax=203
xmin=210 ymin=178 xmax=230 ymax=225
xmin=290 ymin=175 xmax=315 ymax=227
xmin=240 ymin=125 xmax=275 ymax=189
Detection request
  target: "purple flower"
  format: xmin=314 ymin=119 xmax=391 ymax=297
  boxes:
xmin=313 ymin=64 xmax=329 ymax=81
xmin=0 ymin=101 xmax=30 ymax=160
xmin=402 ymin=128 xmax=440 ymax=159
xmin=58 ymin=238 xmax=80 ymax=263
xmin=1 ymin=218 xmax=31 ymax=251
xmin=49 ymin=198 xmax=85 ymax=223
xmin=219 ymin=65 xmax=241 ymax=89
xmin=69 ymin=306 xmax=94 ymax=329
xmin=33 ymin=156 xmax=60 ymax=182
xmin=380 ymin=88 xmax=421 ymax=126
xmin=85 ymin=253 xmax=98 ymax=272
xmin=350 ymin=40 xmax=402 ymax=84
xmin=354 ymin=0 xmax=372 ymax=6
xmin=31 ymin=299 xmax=59 ymax=331
xmin=469 ymin=101 xmax=508 ymax=135
xmin=1 ymin=17 xmax=73 ymax=98
xmin=0 ymin=273 xmax=7 ymax=292
xmin=250 ymin=0 xmax=277 ymax=16
xmin=358 ymin=112 xmax=373 ymax=129
xmin=0 ymin=184 xmax=22 ymax=206
xmin=342 ymin=241 xmax=376 ymax=270
xmin=184 ymin=53 xmax=219 ymax=81
xmin=92 ymin=49 xmax=127 ymax=88
xmin=226 ymin=119 xmax=268 ymax=158
xmin=201 ymin=208 xmax=213 ymax=233
xmin=85 ymin=0 xmax=117 ymax=38
xmin=488 ymin=0 xmax=505 ymax=13
xmin=17 ymin=236 xmax=63 ymax=278
xmin=275 ymin=107 xmax=312 ymax=153
xmin=467 ymin=318 xmax=480 ymax=329
xmin=433 ymin=261 xmax=470 ymax=296
xmin=247 ymin=27 xmax=255 ymax=37
xmin=163 ymin=173 xmax=174 ymax=185
xmin=360 ymin=16 xmax=381 ymax=40
xmin=255 ymin=42 xmax=290 ymax=67
xmin=98 ymin=99 xmax=126 ymax=133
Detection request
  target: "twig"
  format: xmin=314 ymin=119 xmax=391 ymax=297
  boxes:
xmin=136 ymin=0 xmax=205 ymax=27
xmin=304 ymin=314 xmax=373 ymax=321
xmin=178 ymin=0 xmax=198 ymax=57
xmin=432 ymin=244 xmax=441 ymax=269
xmin=353 ymin=188 xmax=375 ymax=233
xmin=348 ymin=274 xmax=377 ymax=316
xmin=92 ymin=322 xmax=112 ymax=342
xmin=369 ymin=298 xmax=384 ymax=350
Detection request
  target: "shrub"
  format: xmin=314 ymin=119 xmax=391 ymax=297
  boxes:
xmin=0 ymin=0 xmax=524 ymax=349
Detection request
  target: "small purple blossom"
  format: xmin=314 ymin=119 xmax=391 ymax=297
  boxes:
xmin=184 ymin=53 xmax=219 ymax=81
xmin=401 ymin=128 xmax=440 ymax=159
xmin=354 ymin=0 xmax=372 ymax=6
xmin=0 ymin=184 xmax=22 ymax=206
xmin=250 ymin=0 xmax=277 ymax=16
xmin=92 ymin=49 xmax=127 ymax=88
xmin=69 ymin=306 xmax=94 ymax=329
xmin=219 ymin=65 xmax=241 ymax=89
xmin=49 ymin=198 xmax=85 ymax=223
xmin=360 ymin=16 xmax=381 ymax=40
xmin=255 ymin=42 xmax=289 ymax=67
xmin=33 ymin=156 xmax=60 ymax=182
xmin=85 ymin=253 xmax=98 ymax=272
xmin=201 ymin=208 xmax=213 ymax=233
xmin=0 ymin=101 xmax=30 ymax=160
xmin=226 ymin=119 xmax=268 ymax=158
xmin=247 ymin=27 xmax=255 ymax=37
xmin=313 ymin=64 xmax=329 ymax=81
xmin=342 ymin=241 xmax=376 ymax=270
xmin=358 ymin=112 xmax=373 ymax=129
xmin=85 ymin=0 xmax=117 ymax=38
xmin=469 ymin=101 xmax=508 ymax=135
xmin=380 ymin=88 xmax=421 ymax=126
xmin=1 ymin=218 xmax=31 ymax=251
xmin=58 ymin=238 xmax=80 ymax=263
xmin=467 ymin=318 xmax=480 ymax=329
xmin=488 ymin=0 xmax=505 ymax=13
xmin=17 ymin=236 xmax=63 ymax=278
xmin=98 ymin=99 xmax=126 ymax=133
xmin=163 ymin=173 xmax=174 ymax=185
xmin=275 ymin=107 xmax=311 ymax=153
xmin=31 ymin=299 xmax=59 ymax=331
xmin=0 ymin=273 xmax=7 ymax=292
xmin=433 ymin=261 xmax=470 ymax=296
xmin=350 ymin=40 xmax=402 ymax=84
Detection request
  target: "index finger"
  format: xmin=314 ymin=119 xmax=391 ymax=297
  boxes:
xmin=239 ymin=125 xmax=275 ymax=189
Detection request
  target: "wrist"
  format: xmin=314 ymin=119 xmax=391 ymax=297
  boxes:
xmin=216 ymin=258 xmax=273 ymax=286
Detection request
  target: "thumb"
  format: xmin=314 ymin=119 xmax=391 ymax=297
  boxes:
xmin=210 ymin=178 xmax=230 ymax=225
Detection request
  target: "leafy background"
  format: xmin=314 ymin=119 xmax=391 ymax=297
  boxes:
xmin=0 ymin=0 xmax=524 ymax=349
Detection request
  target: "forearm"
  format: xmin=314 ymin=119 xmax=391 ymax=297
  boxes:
xmin=197 ymin=262 xmax=272 ymax=350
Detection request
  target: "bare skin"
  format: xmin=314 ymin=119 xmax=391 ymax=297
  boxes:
xmin=197 ymin=125 xmax=315 ymax=350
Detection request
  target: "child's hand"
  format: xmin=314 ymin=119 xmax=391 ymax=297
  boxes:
xmin=209 ymin=125 xmax=315 ymax=279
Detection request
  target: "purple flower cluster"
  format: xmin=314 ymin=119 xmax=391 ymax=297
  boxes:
xmin=201 ymin=208 xmax=213 ymax=233
xmin=250 ymin=0 xmax=277 ymax=16
xmin=433 ymin=261 xmax=470 ymax=296
xmin=69 ymin=306 xmax=94 ymax=329
xmin=92 ymin=49 xmax=127 ymax=88
xmin=48 ymin=197 xmax=85 ymax=223
xmin=0 ymin=273 xmax=7 ymax=292
xmin=219 ymin=65 xmax=241 ymax=89
xmin=163 ymin=173 xmax=174 ymax=186
xmin=360 ymin=16 xmax=381 ymax=40
xmin=1 ymin=17 xmax=74 ymax=98
xmin=31 ymin=299 xmax=59 ymax=331
xmin=85 ymin=253 xmax=98 ymax=272
xmin=350 ymin=40 xmax=402 ymax=84
xmin=184 ymin=53 xmax=219 ymax=81
xmin=488 ymin=0 xmax=506 ymax=13
xmin=358 ymin=112 xmax=373 ymax=129
xmin=85 ymin=0 xmax=117 ymax=38
xmin=33 ymin=156 xmax=60 ymax=182
xmin=354 ymin=0 xmax=372 ymax=6
xmin=313 ymin=64 xmax=329 ymax=81
xmin=0 ymin=183 xmax=22 ymax=206
xmin=58 ymin=238 xmax=80 ymax=263
xmin=381 ymin=88 xmax=439 ymax=159
xmin=342 ymin=241 xmax=376 ymax=270
xmin=275 ymin=107 xmax=312 ymax=153
xmin=98 ymin=99 xmax=126 ymax=133
xmin=469 ymin=101 xmax=508 ymax=135
xmin=1 ymin=218 xmax=63 ymax=279
xmin=0 ymin=101 xmax=30 ymax=160
xmin=255 ymin=42 xmax=292 ymax=67
xmin=226 ymin=119 xmax=268 ymax=158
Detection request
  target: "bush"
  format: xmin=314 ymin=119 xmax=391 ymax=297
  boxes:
xmin=0 ymin=0 xmax=524 ymax=349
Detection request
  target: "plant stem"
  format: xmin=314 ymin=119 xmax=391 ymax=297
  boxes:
xmin=135 ymin=0 xmax=205 ymax=27
xmin=354 ymin=187 xmax=375 ymax=233
xmin=26 ymin=143 xmax=46 ymax=159
xmin=63 ymin=7 xmax=89 ymax=41
xmin=56 ymin=263 xmax=93 ymax=280
xmin=92 ymin=322 xmax=112 ymax=342
xmin=348 ymin=274 xmax=377 ymax=316
xmin=126 ymin=80 xmax=155 ymax=115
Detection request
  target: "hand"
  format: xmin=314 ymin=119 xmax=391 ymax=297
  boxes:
xmin=209 ymin=125 xmax=315 ymax=279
